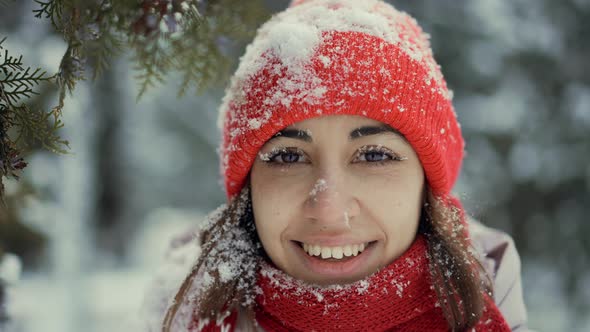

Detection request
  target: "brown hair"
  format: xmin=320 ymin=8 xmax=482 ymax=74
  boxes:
xmin=421 ymin=190 xmax=492 ymax=330
xmin=162 ymin=186 xmax=492 ymax=332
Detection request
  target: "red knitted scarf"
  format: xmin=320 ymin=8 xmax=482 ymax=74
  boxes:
xmin=253 ymin=235 xmax=511 ymax=332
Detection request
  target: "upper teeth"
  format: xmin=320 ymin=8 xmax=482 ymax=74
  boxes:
xmin=302 ymin=243 xmax=367 ymax=259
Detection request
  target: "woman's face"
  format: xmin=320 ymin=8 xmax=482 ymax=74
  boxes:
xmin=250 ymin=115 xmax=425 ymax=285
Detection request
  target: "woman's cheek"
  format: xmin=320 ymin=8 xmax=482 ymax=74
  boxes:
xmin=259 ymin=166 xmax=313 ymax=184
xmin=253 ymin=180 xmax=298 ymax=237
xmin=353 ymin=169 xmax=405 ymax=200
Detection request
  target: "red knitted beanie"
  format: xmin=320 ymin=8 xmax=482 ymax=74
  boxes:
xmin=218 ymin=0 xmax=464 ymax=200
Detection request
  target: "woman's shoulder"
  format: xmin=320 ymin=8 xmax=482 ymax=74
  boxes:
xmin=140 ymin=227 xmax=203 ymax=332
xmin=469 ymin=218 xmax=519 ymax=281
xmin=468 ymin=218 xmax=532 ymax=332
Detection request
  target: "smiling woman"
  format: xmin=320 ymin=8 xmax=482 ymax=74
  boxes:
xmin=142 ymin=1 xmax=530 ymax=331
xmin=250 ymin=116 xmax=424 ymax=286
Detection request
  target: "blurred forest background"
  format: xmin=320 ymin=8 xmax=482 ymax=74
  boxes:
xmin=0 ymin=0 xmax=589 ymax=331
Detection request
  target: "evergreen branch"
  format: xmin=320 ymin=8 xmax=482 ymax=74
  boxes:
xmin=2 ymin=67 xmax=50 ymax=89
xmin=11 ymin=105 xmax=69 ymax=154
xmin=134 ymin=59 xmax=167 ymax=101
xmin=174 ymin=30 xmax=229 ymax=97
xmin=32 ymin=0 xmax=53 ymax=18
xmin=1 ymin=54 xmax=24 ymax=72
xmin=0 ymin=50 xmax=25 ymax=74
xmin=33 ymin=0 xmax=64 ymax=30
xmin=131 ymin=34 xmax=173 ymax=100
xmin=87 ymin=28 xmax=125 ymax=80
xmin=126 ymin=0 xmax=266 ymax=98
xmin=2 ymin=0 xmax=271 ymax=202
xmin=55 ymin=45 xmax=85 ymax=95
xmin=0 ymin=36 xmax=68 ymax=202
xmin=1 ymin=93 xmax=27 ymax=202
xmin=1 ymin=41 xmax=53 ymax=105
xmin=3 ymin=84 xmax=39 ymax=105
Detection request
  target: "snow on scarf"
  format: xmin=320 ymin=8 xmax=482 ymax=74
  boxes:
xmin=197 ymin=235 xmax=511 ymax=331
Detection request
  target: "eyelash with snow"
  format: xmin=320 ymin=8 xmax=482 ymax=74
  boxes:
xmin=258 ymin=145 xmax=407 ymax=167
xmin=353 ymin=145 xmax=407 ymax=166
xmin=258 ymin=147 xmax=309 ymax=165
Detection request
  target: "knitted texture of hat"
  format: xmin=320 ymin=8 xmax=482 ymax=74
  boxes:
xmin=253 ymin=235 xmax=511 ymax=332
xmin=218 ymin=0 xmax=464 ymax=199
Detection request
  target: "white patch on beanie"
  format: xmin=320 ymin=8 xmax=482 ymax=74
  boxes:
xmin=318 ymin=55 xmax=331 ymax=67
xmin=266 ymin=22 xmax=320 ymax=76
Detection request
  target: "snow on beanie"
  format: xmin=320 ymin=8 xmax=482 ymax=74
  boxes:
xmin=218 ymin=0 xmax=464 ymax=200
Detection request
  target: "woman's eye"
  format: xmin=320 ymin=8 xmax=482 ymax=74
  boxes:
xmin=260 ymin=148 xmax=308 ymax=165
xmin=275 ymin=151 xmax=303 ymax=163
xmin=354 ymin=146 xmax=404 ymax=164
xmin=360 ymin=151 xmax=390 ymax=162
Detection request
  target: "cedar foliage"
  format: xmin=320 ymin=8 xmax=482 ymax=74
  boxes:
xmin=0 ymin=0 xmax=268 ymax=202
xmin=0 ymin=37 xmax=65 ymax=204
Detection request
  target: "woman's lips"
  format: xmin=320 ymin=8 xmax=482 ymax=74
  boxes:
xmin=291 ymin=240 xmax=377 ymax=278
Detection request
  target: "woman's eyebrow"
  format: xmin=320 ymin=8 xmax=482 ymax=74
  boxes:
xmin=268 ymin=128 xmax=312 ymax=142
xmin=266 ymin=125 xmax=403 ymax=143
xmin=349 ymin=125 xmax=403 ymax=140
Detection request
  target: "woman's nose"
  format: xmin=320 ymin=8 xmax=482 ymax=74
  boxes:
xmin=303 ymin=176 xmax=360 ymax=231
